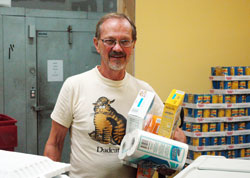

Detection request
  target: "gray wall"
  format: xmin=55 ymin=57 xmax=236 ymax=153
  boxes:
xmin=12 ymin=0 xmax=117 ymax=12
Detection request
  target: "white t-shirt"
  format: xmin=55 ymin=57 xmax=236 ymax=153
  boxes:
xmin=51 ymin=66 xmax=164 ymax=178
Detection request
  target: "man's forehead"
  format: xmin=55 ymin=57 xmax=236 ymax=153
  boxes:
xmin=102 ymin=18 xmax=130 ymax=27
xmin=100 ymin=18 xmax=132 ymax=37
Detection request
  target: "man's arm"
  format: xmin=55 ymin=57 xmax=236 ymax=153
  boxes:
xmin=44 ymin=120 xmax=68 ymax=162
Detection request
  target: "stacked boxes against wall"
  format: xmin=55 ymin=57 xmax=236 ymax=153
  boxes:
xmin=182 ymin=66 xmax=250 ymax=162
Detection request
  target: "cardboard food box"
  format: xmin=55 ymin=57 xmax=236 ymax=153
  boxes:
xmin=126 ymin=90 xmax=155 ymax=134
xmin=158 ymin=89 xmax=185 ymax=138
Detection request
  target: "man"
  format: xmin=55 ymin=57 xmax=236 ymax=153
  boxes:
xmin=44 ymin=13 xmax=186 ymax=178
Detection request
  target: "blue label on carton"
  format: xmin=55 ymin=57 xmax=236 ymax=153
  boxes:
xmin=137 ymin=98 xmax=143 ymax=107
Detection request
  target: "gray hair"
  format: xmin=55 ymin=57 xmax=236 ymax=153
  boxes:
xmin=95 ymin=13 xmax=137 ymax=41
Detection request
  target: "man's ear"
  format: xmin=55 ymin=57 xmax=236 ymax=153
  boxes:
xmin=93 ymin=37 xmax=100 ymax=53
xmin=132 ymin=40 xmax=136 ymax=49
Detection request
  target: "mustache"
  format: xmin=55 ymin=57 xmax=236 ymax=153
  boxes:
xmin=109 ymin=51 xmax=126 ymax=58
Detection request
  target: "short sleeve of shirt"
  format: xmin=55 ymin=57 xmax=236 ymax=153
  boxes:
xmin=51 ymin=78 xmax=74 ymax=128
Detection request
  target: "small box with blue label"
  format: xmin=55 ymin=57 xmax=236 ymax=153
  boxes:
xmin=126 ymin=90 xmax=155 ymax=134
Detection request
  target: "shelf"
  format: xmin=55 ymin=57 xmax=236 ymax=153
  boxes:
xmin=230 ymin=130 xmax=250 ymax=136
xmin=182 ymin=102 xmax=250 ymax=109
xmin=184 ymin=131 xmax=224 ymax=137
xmin=226 ymin=143 xmax=250 ymax=150
xmin=188 ymin=143 xmax=250 ymax=151
xmin=184 ymin=130 xmax=250 ymax=138
xmin=189 ymin=145 xmax=225 ymax=151
xmin=184 ymin=116 xmax=250 ymax=123
xmin=210 ymin=89 xmax=250 ymax=94
xmin=209 ymin=76 xmax=250 ymax=81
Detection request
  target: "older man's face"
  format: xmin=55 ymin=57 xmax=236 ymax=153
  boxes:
xmin=94 ymin=18 xmax=135 ymax=71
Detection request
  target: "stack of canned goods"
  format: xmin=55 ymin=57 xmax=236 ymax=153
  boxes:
xmin=183 ymin=122 xmax=250 ymax=133
xmin=211 ymin=66 xmax=250 ymax=89
xmin=186 ymin=134 xmax=250 ymax=147
xmin=183 ymin=93 xmax=250 ymax=118
xmin=212 ymin=80 xmax=250 ymax=89
xmin=184 ymin=66 xmax=250 ymax=161
xmin=187 ymin=136 xmax=226 ymax=147
xmin=184 ymin=107 xmax=250 ymax=118
xmin=188 ymin=148 xmax=250 ymax=160
xmin=211 ymin=66 xmax=250 ymax=76
xmin=184 ymin=93 xmax=250 ymax=104
xmin=183 ymin=122 xmax=220 ymax=132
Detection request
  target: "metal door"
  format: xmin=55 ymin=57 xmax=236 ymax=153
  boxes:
xmin=35 ymin=18 xmax=100 ymax=162
xmin=36 ymin=31 xmax=71 ymax=162
xmin=0 ymin=8 xmax=102 ymax=161
xmin=2 ymin=15 xmax=27 ymax=153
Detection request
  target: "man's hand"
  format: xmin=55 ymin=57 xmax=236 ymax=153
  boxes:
xmin=173 ymin=127 xmax=186 ymax=143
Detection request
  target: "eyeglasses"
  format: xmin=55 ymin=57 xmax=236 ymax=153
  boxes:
xmin=100 ymin=39 xmax=134 ymax=48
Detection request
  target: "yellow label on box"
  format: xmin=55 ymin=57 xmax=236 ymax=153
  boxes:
xmin=158 ymin=89 xmax=185 ymax=138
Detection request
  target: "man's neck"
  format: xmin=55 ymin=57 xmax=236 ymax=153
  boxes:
xmin=97 ymin=66 xmax=126 ymax=81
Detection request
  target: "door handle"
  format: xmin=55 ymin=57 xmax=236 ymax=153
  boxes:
xmin=32 ymin=105 xmax=54 ymax=112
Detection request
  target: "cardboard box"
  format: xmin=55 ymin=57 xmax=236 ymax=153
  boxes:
xmin=126 ymin=90 xmax=155 ymax=134
xmin=158 ymin=89 xmax=185 ymax=138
